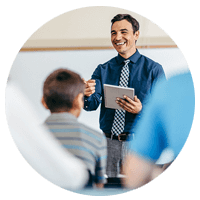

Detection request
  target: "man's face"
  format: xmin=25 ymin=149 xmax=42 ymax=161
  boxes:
xmin=111 ymin=19 xmax=139 ymax=58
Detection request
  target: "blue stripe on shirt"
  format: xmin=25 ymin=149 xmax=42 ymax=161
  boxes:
xmin=75 ymin=155 xmax=95 ymax=165
xmin=97 ymin=155 xmax=107 ymax=162
xmin=56 ymin=137 xmax=106 ymax=150
xmin=49 ymin=128 xmax=101 ymax=142
xmin=46 ymin=122 xmax=77 ymax=125
xmin=62 ymin=145 xmax=96 ymax=158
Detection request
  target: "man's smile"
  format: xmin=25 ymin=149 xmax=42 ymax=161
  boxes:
xmin=115 ymin=41 xmax=126 ymax=46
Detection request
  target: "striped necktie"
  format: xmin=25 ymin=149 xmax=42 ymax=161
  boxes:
xmin=111 ymin=59 xmax=130 ymax=137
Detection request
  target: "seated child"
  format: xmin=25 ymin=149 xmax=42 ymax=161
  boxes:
xmin=41 ymin=68 xmax=107 ymax=188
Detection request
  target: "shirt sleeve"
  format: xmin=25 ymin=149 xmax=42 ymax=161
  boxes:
xmin=151 ymin=63 xmax=166 ymax=91
xmin=95 ymin=135 xmax=107 ymax=184
xmin=84 ymin=65 xmax=103 ymax=111
xmin=142 ymin=63 xmax=166 ymax=108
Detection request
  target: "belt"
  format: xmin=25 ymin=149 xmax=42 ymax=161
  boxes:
xmin=104 ymin=132 xmax=131 ymax=141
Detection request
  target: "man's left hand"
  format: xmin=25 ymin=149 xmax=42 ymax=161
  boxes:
xmin=116 ymin=95 xmax=142 ymax=114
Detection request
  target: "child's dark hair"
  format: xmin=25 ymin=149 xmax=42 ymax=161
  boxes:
xmin=43 ymin=68 xmax=84 ymax=112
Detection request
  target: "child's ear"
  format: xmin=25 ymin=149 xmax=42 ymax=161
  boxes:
xmin=41 ymin=96 xmax=49 ymax=109
xmin=73 ymin=93 xmax=84 ymax=109
xmin=78 ymin=93 xmax=84 ymax=108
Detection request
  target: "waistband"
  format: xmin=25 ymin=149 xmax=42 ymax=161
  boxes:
xmin=104 ymin=132 xmax=131 ymax=141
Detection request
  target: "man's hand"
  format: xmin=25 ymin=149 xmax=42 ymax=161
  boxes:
xmin=116 ymin=95 xmax=142 ymax=114
xmin=83 ymin=78 xmax=96 ymax=97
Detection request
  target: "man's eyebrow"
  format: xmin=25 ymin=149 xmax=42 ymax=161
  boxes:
xmin=111 ymin=29 xmax=128 ymax=33
xmin=120 ymin=29 xmax=128 ymax=31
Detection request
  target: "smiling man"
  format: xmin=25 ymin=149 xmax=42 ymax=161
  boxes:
xmin=84 ymin=14 xmax=165 ymax=179
xmin=111 ymin=18 xmax=139 ymax=59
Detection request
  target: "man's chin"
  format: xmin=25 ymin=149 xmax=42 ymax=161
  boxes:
xmin=116 ymin=49 xmax=126 ymax=55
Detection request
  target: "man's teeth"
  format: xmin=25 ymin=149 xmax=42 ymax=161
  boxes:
xmin=116 ymin=42 xmax=125 ymax=46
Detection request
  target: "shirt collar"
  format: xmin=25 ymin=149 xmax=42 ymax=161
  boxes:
xmin=46 ymin=112 xmax=77 ymax=122
xmin=116 ymin=49 xmax=141 ymax=65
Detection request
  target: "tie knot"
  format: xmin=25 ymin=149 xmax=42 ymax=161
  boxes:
xmin=124 ymin=60 xmax=130 ymax=65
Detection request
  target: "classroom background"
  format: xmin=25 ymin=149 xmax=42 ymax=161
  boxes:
xmin=6 ymin=5 xmax=193 ymax=195
xmin=9 ymin=6 xmax=189 ymax=132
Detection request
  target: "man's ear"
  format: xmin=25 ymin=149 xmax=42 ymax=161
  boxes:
xmin=134 ymin=30 xmax=140 ymax=40
xmin=41 ymin=96 xmax=49 ymax=109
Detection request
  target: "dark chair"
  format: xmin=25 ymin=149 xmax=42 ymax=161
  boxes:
xmin=104 ymin=177 xmax=125 ymax=188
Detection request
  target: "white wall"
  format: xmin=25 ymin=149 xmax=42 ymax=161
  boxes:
xmin=23 ymin=6 xmax=174 ymax=48
xmin=28 ymin=7 xmax=168 ymax=40
xmin=9 ymin=48 xmax=189 ymax=132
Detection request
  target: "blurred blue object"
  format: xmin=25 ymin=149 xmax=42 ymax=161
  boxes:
xmin=128 ymin=71 xmax=195 ymax=162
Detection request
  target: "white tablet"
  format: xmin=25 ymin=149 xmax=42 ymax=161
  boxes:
xmin=104 ymin=84 xmax=135 ymax=110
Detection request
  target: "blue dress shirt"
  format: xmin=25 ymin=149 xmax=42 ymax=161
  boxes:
xmin=84 ymin=49 xmax=165 ymax=134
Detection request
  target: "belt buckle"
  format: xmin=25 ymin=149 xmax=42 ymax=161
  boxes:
xmin=118 ymin=134 xmax=126 ymax=141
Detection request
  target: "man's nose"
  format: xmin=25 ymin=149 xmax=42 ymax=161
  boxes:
xmin=115 ymin=33 xmax=122 ymax=41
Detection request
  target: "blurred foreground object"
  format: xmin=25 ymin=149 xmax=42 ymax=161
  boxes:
xmin=123 ymin=72 xmax=195 ymax=189
xmin=5 ymin=81 xmax=89 ymax=190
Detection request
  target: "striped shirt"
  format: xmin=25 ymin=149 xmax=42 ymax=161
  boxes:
xmin=44 ymin=112 xmax=107 ymax=184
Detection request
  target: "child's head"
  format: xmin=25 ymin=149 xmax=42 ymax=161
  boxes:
xmin=42 ymin=68 xmax=85 ymax=116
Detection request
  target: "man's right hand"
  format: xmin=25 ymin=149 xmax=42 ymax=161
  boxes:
xmin=83 ymin=79 xmax=96 ymax=97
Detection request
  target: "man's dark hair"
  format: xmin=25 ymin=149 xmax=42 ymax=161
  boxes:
xmin=43 ymin=68 xmax=84 ymax=113
xmin=111 ymin=14 xmax=140 ymax=33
